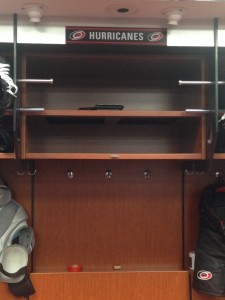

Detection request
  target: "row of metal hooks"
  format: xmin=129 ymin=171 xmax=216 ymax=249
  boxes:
xmin=16 ymin=164 xmax=151 ymax=179
xmin=16 ymin=161 xmax=224 ymax=181
xmin=67 ymin=170 xmax=151 ymax=180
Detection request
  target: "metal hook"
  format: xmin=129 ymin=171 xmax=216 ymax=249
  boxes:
xmin=27 ymin=169 xmax=37 ymax=176
xmin=144 ymin=170 xmax=151 ymax=179
xmin=67 ymin=171 xmax=75 ymax=179
xmin=215 ymin=171 xmax=224 ymax=184
xmin=185 ymin=169 xmax=194 ymax=176
xmin=215 ymin=171 xmax=224 ymax=178
xmin=17 ymin=171 xmax=25 ymax=176
xmin=105 ymin=170 xmax=112 ymax=179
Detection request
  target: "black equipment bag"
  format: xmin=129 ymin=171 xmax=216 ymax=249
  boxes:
xmin=0 ymin=129 xmax=14 ymax=153
xmin=193 ymin=184 xmax=225 ymax=296
xmin=215 ymin=119 xmax=225 ymax=153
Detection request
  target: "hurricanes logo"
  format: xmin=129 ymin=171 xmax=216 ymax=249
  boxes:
xmin=69 ymin=30 xmax=86 ymax=41
xmin=147 ymin=32 xmax=164 ymax=42
xmin=197 ymin=270 xmax=213 ymax=280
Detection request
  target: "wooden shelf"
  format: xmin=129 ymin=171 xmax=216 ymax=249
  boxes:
xmin=24 ymin=153 xmax=203 ymax=160
xmin=214 ymin=153 xmax=225 ymax=159
xmin=21 ymin=110 xmax=204 ymax=159
xmin=0 ymin=153 xmax=15 ymax=159
xmin=23 ymin=109 xmax=202 ymax=118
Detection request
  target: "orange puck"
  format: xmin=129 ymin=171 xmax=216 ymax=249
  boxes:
xmin=67 ymin=264 xmax=83 ymax=272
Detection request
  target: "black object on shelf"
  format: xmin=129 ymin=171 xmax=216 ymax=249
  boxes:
xmin=79 ymin=104 xmax=124 ymax=110
xmin=95 ymin=104 xmax=124 ymax=110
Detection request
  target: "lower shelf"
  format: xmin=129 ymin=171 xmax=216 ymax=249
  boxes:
xmin=24 ymin=153 xmax=203 ymax=159
xmin=0 ymin=271 xmax=190 ymax=300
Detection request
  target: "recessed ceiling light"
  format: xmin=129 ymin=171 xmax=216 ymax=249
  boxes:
xmin=117 ymin=8 xmax=130 ymax=13
xmin=106 ymin=4 xmax=138 ymax=16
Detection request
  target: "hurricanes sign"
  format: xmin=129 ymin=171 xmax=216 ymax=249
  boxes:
xmin=66 ymin=27 xmax=167 ymax=46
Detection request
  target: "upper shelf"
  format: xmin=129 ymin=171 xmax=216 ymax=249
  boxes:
xmin=22 ymin=110 xmax=203 ymax=117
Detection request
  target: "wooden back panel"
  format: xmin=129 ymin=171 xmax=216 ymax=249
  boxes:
xmin=33 ymin=160 xmax=183 ymax=272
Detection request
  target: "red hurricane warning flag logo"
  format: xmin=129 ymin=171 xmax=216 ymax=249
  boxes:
xmin=147 ymin=32 xmax=164 ymax=42
xmin=69 ymin=30 xmax=86 ymax=41
xmin=197 ymin=270 xmax=213 ymax=280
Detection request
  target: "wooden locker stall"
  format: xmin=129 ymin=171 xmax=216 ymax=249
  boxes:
xmin=0 ymin=44 xmax=225 ymax=300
